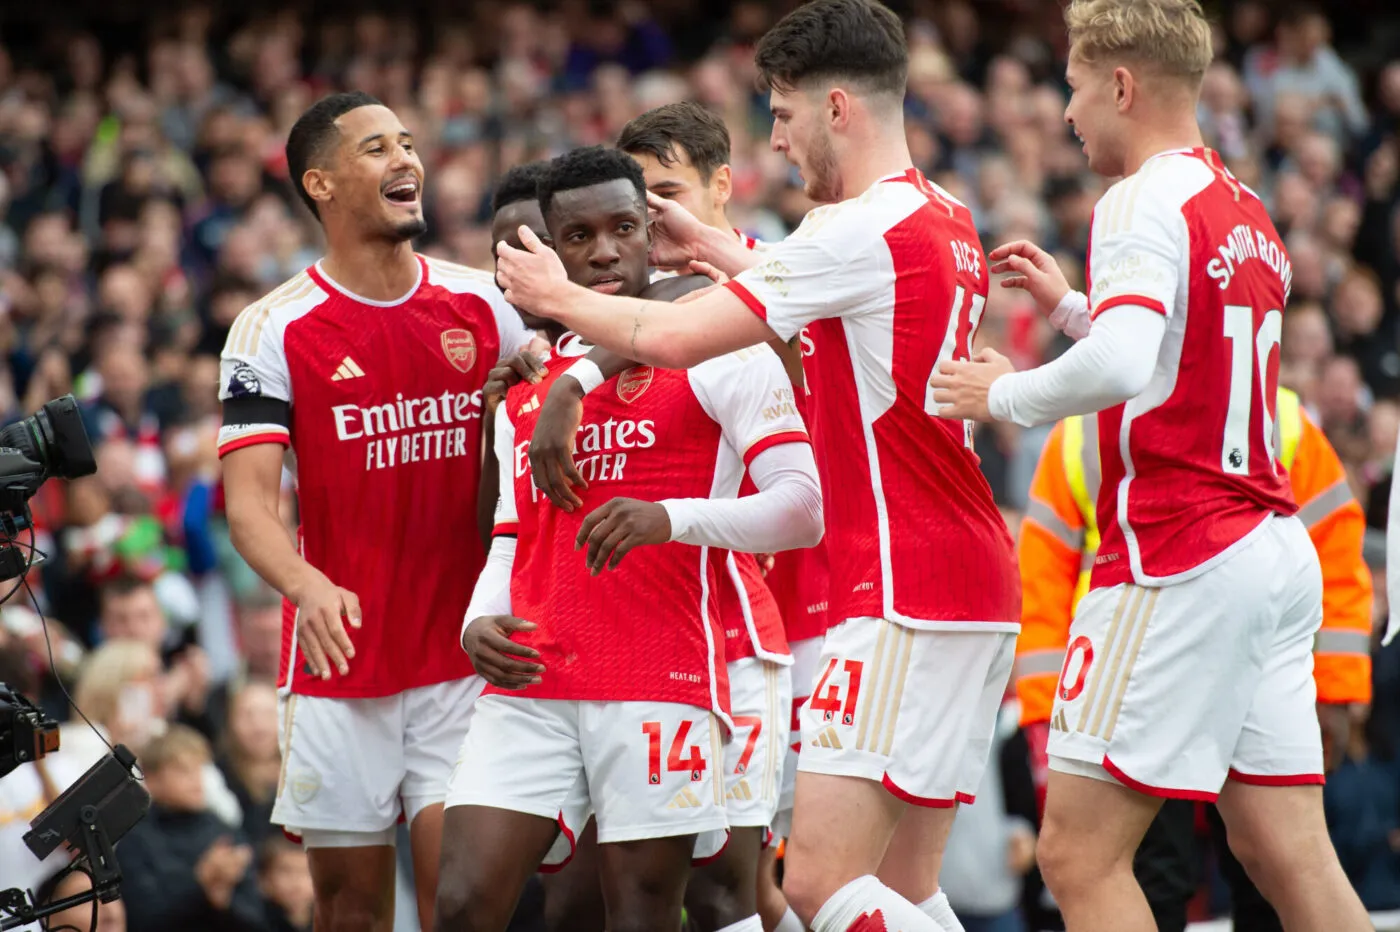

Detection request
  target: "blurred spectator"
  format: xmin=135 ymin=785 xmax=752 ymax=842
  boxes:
xmin=115 ymin=726 xmax=266 ymax=932
xmin=216 ymin=680 xmax=280 ymax=848
xmin=35 ymin=867 xmax=128 ymax=932
xmin=257 ymin=837 xmax=315 ymax=932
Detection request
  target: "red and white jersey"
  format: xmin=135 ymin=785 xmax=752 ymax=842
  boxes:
xmin=493 ymin=344 xmax=810 ymax=715
xmin=218 ymin=255 xmax=532 ymax=698
xmin=765 ymin=379 xmax=830 ymax=643
xmin=726 ymin=167 xmax=1019 ymax=630
xmin=1086 ymin=148 xmax=1297 ymax=589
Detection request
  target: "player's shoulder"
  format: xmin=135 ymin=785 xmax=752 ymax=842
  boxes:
xmin=1096 ymin=151 xmax=1216 ymax=230
xmin=223 ymin=268 xmax=328 ymax=359
xmin=688 ymin=344 xmax=785 ymax=392
xmin=421 ymin=255 xmax=500 ymax=295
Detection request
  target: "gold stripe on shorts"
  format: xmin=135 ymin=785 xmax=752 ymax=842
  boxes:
xmin=1076 ymin=587 xmax=1135 ymax=733
xmin=275 ymin=695 xmax=298 ymax=799
xmin=1101 ymin=589 xmax=1159 ymax=741
xmin=711 ymin=714 xmax=724 ymax=807
xmin=856 ymin=619 xmax=893 ymax=751
xmin=1087 ymin=587 xmax=1153 ymax=738
xmin=880 ymin=626 xmax=915 ymax=757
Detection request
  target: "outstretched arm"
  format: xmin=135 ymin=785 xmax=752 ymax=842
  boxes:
xmin=497 ymin=228 xmax=776 ymax=369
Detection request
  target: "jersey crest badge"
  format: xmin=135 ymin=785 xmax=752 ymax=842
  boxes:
xmin=617 ymin=366 xmax=653 ymax=404
xmin=441 ymin=329 xmax=477 ymax=373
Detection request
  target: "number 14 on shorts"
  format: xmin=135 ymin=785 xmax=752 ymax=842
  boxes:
xmin=810 ymin=659 xmax=864 ymax=726
xmin=642 ymin=720 xmax=706 ymax=784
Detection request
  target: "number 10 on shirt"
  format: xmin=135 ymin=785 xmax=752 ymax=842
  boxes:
xmin=1221 ymin=305 xmax=1282 ymax=475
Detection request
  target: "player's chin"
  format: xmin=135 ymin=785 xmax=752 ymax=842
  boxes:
xmin=388 ymin=213 xmax=428 ymax=242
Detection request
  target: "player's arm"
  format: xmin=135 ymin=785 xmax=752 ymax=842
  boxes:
xmin=934 ymin=187 xmax=1180 ymax=426
xmin=575 ymin=351 xmax=823 ymax=573
xmin=219 ymin=318 xmax=360 ymax=682
xmin=461 ymin=409 xmax=545 ymax=689
xmin=528 ymin=274 xmax=725 ymax=510
xmin=497 ymin=209 xmax=882 ymax=370
xmin=1291 ymin=413 xmax=1373 ymax=707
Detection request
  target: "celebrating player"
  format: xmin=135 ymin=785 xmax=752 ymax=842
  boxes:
xmin=1015 ymin=387 xmax=1371 ymax=931
xmin=930 ymin=2 xmax=1371 ymax=931
xmin=615 ymin=101 xmax=809 ymax=932
xmin=435 ymin=146 xmax=823 ymax=932
xmin=495 ymin=2 xmax=1019 ymax=928
xmin=219 ymin=92 xmax=534 ymax=932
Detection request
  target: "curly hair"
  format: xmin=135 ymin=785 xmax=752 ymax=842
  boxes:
xmin=536 ymin=146 xmax=647 ymax=219
xmin=491 ymin=160 xmax=550 ymax=215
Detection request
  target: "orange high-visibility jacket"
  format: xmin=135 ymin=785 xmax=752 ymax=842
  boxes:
xmin=1016 ymin=388 xmax=1372 ymax=726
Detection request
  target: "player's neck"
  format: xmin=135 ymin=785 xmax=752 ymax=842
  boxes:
xmin=840 ymin=125 xmax=914 ymax=202
xmin=1121 ymin=115 xmax=1205 ymax=177
xmin=320 ymin=238 xmax=421 ymax=303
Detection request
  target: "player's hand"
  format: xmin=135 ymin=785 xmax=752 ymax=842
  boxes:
xmin=497 ymin=226 xmax=568 ymax=317
xmin=530 ymin=379 xmax=588 ymax=512
xmin=461 ymin=615 xmax=545 ymax=689
xmin=987 ymin=240 xmax=1070 ymax=316
xmin=289 ymin=573 xmax=360 ymax=680
xmin=929 ymin=348 xmax=1015 ymax=423
xmin=576 ymin=497 xmax=672 ymax=574
xmin=484 ymin=351 xmax=548 ymax=414
xmin=646 ymin=192 xmax=710 ymax=271
xmin=758 ymin=553 xmax=775 ymax=577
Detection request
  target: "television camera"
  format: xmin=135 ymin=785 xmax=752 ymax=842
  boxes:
xmin=0 ymin=396 xmax=150 ymax=931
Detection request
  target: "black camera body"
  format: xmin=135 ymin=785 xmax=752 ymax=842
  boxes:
xmin=0 ymin=684 xmax=59 ymax=777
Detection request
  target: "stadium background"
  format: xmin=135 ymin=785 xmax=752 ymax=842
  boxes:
xmin=0 ymin=0 xmax=1397 ymax=929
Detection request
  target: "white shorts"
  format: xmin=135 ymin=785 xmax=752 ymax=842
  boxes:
xmin=445 ymin=694 xmax=729 ymax=869
xmin=273 ymin=676 xmax=485 ymax=845
xmin=772 ymin=636 xmax=823 ymax=839
xmin=797 ymin=618 xmax=1015 ymax=807
xmin=724 ymin=657 xmax=792 ymax=829
xmin=1048 ymin=515 xmax=1324 ymax=800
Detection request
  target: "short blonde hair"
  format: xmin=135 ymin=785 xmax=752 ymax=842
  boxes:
xmin=73 ymin=639 xmax=160 ymax=729
xmin=1066 ymin=0 xmax=1213 ymax=83
xmin=139 ymin=724 xmax=212 ymax=774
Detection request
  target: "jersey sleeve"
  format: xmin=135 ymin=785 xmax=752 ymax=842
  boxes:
xmin=1087 ymin=176 xmax=1186 ymax=321
xmin=725 ymin=205 xmax=887 ymax=342
xmin=218 ymin=302 xmax=292 ymax=456
xmin=491 ymin=405 xmax=520 ymax=536
xmin=688 ymin=347 xmax=810 ymax=464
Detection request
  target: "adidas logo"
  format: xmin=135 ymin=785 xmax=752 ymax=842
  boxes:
xmin=1051 ymin=708 xmax=1069 ymax=733
xmin=811 ymin=726 xmax=842 ymax=750
xmin=667 ymin=787 xmax=704 ymax=810
xmin=727 ymin=779 xmax=754 ymax=802
xmin=331 ymin=357 xmax=366 ymax=381
xmin=517 ymin=396 xmax=540 ymax=416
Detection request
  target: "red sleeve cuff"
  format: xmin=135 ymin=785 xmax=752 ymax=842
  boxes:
xmin=725 ymin=280 xmax=768 ymax=320
xmin=743 ymin=429 xmax=810 ymax=468
xmin=492 ymin=522 xmax=520 ymax=538
xmin=1091 ymin=294 xmax=1167 ymax=320
xmin=218 ymin=432 xmax=291 ymax=457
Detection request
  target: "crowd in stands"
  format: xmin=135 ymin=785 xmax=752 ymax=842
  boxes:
xmin=0 ymin=1 xmax=1397 ymax=928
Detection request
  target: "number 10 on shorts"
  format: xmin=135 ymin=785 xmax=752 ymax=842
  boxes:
xmin=642 ymin=720 xmax=706 ymax=784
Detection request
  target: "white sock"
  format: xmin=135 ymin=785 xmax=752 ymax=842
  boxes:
xmin=717 ymin=917 xmax=764 ymax=932
xmin=774 ymin=907 xmax=806 ymax=932
xmin=918 ymin=891 xmax=964 ymax=932
xmin=811 ymin=875 xmax=942 ymax=931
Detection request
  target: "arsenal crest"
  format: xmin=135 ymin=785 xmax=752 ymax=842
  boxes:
xmin=441 ymin=329 xmax=477 ymax=373
xmin=617 ymin=366 xmax=653 ymax=404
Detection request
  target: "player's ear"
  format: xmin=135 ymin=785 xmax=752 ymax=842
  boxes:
xmin=711 ymin=164 xmax=732 ymax=209
xmin=1114 ymin=66 xmax=1134 ymax=112
xmin=827 ymin=87 xmax=850 ymax=130
xmin=303 ymin=168 xmax=333 ymax=212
